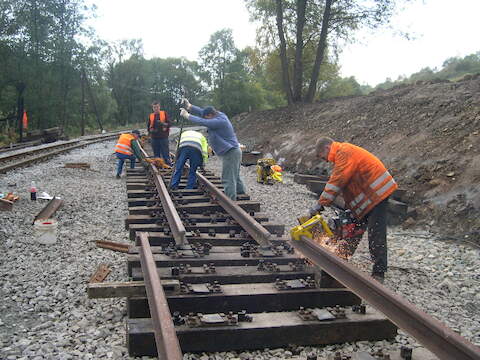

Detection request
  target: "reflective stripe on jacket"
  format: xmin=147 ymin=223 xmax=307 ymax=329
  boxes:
xmin=115 ymin=133 xmax=136 ymax=155
xmin=149 ymin=111 xmax=166 ymax=131
xmin=179 ymin=130 xmax=209 ymax=164
xmin=319 ymin=142 xmax=398 ymax=219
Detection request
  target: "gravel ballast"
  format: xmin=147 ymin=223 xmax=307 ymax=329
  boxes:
xmin=0 ymin=141 xmax=478 ymax=359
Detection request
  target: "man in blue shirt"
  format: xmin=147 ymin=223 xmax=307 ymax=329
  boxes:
xmin=180 ymin=100 xmax=246 ymax=200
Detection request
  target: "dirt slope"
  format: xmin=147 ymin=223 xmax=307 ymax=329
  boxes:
xmin=232 ymin=75 xmax=480 ymax=238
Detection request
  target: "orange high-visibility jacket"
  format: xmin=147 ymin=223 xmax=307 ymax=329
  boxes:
xmin=115 ymin=133 xmax=136 ymax=155
xmin=319 ymin=142 xmax=397 ymax=219
xmin=149 ymin=111 xmax=166 ymax=131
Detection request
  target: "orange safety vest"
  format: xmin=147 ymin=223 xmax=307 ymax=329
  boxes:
xmin=319 ymin=142 xmax=398 ymax=219
xmin=149 ymin=111 xmax=166 ymax=131
xmin=115 ymin=133 xmax=136 ymax=155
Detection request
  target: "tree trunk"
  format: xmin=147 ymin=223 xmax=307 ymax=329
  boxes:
xmin=275 ymin=0 xmax=293 ymax=105
xmin=293 ymin=0 xmax=307 ymax=102
xmin=305 ymin=0 xmax=333 ymax=103
xmin=81 ymin=71 xmax=85 ymax=136
xmin=83 ymin=68 xmax=103 ymax=131
xmin=16 ymin=83 xmax=26 ymax=142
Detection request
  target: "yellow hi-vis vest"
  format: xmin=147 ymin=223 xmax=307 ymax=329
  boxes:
xmin=178 ymin=130 xmax=209 ymax=164
xmin=115 ymin=133 xmax=136 ymax=155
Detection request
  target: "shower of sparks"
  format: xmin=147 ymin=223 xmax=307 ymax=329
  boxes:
xmin=312 ymin=230 xmax=352 ymax=260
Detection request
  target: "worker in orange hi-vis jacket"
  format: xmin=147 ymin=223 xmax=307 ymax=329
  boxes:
xmin=114 ymin=130 xmax=140 ymax=179
xmin=314 ymin=136 xmax=398 ymax=283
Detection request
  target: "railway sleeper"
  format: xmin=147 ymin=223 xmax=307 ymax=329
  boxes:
xmin=126 ymin=285 xmax=361 ymax=318
xmin=128 ymin=243 xmax=293 ymax=256
xmin=127 ymin=308 xmax=396 ymax=355
xmin=127 ymin=252 xmax=300 ymax=275
xmin=125 ymin=212 xmax=270 ymax=226
xmin=130 ymin=264 xmax=316 ymax=284
xmin=127 ymin=222 xmax=284 ymax=240
xmin=128 ymin=200 xmax=261 ymax=215
xmin=127 ymin=194 xmax=250 ymax=207
xmin=134 ymin=231 xmax=289 ymax=247
xmin=127 ymin=189 xmax=226 ymax=198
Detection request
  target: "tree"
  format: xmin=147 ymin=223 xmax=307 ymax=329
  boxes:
xmin=199 ymin=29 xmax=238 ymax=107
xmin=199 ymin=29 xmax=272 ymax=115
xmin=246 ymin=0 xmax=409 ymax=103
xmin=0 ymin=0 xmax=101 ymax=135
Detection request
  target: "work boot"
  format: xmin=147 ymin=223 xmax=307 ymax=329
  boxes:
xmin=371 ymin=272 xmax=385 ymax=284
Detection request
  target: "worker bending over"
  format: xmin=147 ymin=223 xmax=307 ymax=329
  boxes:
xmin=114 ymin=130 xmax=140 ymax=179
xmin=170 ymin=130 xmax=209 ymax=190
xmin=180 ymin=100 xmax=246 ymax=200
xmin=147 ymin=101 xmax=172 ymax=165
xmin=315 ymin=136 xmax=398 ymax=282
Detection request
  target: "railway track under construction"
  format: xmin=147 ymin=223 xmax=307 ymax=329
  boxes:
xmin=88 ymin=141 xmax=480 ymax=360
xmin=0 ymin=132 xmax=123 ymax=174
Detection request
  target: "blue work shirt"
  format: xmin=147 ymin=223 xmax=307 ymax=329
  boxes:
xmin=187 ymin=105 xmax=239 ymax=156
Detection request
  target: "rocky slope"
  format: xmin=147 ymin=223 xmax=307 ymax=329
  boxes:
xmin=233 ymin=75 xmax=480 ymax=239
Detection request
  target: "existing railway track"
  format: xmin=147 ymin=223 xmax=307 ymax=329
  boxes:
xmin=0 ymin=132 xmax=123 ymax=173
xmin=89 ymin=142 xmax=480 ymax=360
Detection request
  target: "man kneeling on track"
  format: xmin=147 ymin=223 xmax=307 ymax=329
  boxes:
xmin=170 ymin=130 xmax=209 ymax=190
xmin=314 ymin=136 xmax=398 ymax=283
xmin=114 ymin=130 xmax=140 ymax=179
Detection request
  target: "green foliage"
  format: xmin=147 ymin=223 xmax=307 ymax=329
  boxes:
xmin=375 ymin=51 xmax=480 ymax=90
xmin=197 ymin=29 xmax=277 ymax=116
xmin=0 ymin=0 xmax=103 ymax=136
xmin=319 ymin=76 xmax=364 ymax=99
xmin=245 ymin=0 xmax=411 ymax=103
xmin=108 ymin=55 xmax=205 ymax=126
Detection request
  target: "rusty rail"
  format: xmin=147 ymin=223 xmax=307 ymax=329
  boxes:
xmin=150 ymin=165 xmax=186 ymax=246
xmin=138 ymin=232 xmax=182 ymax=360
xmin=95 ymin=240 xmax=130 ymax=253
xmin=196 ymin=171 xmax=272 ymax=248
xmin=292 ymin=236 xmax=480 ymax=360
xmin=33 ymin=197 xmax=63 ymax=224
xmin=0 ymin=132 xmax=121 ymax=174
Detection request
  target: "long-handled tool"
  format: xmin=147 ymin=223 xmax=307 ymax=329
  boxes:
xmin=168 ymin=86 xmax=187 ymax=187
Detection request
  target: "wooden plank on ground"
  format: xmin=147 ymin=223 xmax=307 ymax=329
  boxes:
xmin=64 ymin=162 xmax=91 ymax=169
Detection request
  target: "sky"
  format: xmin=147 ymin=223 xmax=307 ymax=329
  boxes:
xmin=88 ymin=0 xmax=480 ymax=86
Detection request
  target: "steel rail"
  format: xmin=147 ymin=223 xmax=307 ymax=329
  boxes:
xmin=138 ymin=232 xmax=183 ymax=360
xmin=150 ymin=166 xmax=186 ymax=246
xmin=0 ymin=139 xmax=81 ymax=162
xmin=196 ymin=172 xmax=272 ymax=248
xmin=292 ymin=236 xmax=480 ymax=360
xmin=135 ymin=141 xmax=187 ymax=246
xmin=0 ymin=130 xmax=123 ymax=162
xmin=0 ymin=134 xmax=121 ymax=173
xmin=33 ymin=197 xmax=64 ymax=224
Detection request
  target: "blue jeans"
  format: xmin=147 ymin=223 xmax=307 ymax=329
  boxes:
xmin=170 ymin=146 xmax=203 ymax=189
xmin=220 ymin=147 xmax=246 ymax=200
xmin=151 ymin=137 xmax=171 ymax=165
xmin=116 ymin=152 xmax=136 ymax=176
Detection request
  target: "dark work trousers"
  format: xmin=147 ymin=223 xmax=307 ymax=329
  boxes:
xmin=364 ymin=197 xmax=389 ymax=274
xmin=151 ymin=137 xmax=171 ymax=165
xmin=170 ymin=146 xmax=203 ymax=189
xmin=115 ymin=152 xmax=136 ymax=176
xmin=341 ymin=197 xmax=389 ymax=273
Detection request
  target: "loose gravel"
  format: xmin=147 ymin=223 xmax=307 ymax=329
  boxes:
xmin=0 ymin=141 xmax=478 ymax=359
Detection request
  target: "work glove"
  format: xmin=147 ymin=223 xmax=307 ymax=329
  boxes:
xmin=180 ymin=108 xmax=190 ymax=120
xmin=309 ymin=203 xmax=324 ymax=217
xmin=182 ymin=98 xmax=191 ymax=110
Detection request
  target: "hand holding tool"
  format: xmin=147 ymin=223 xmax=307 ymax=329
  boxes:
xmin=309 ymin=203 xmax=324 ymax=217
xmin=180 ymin=108 xmax=190 ymax=119
xmin=182 ymin=98 xmax=191 ymax=110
